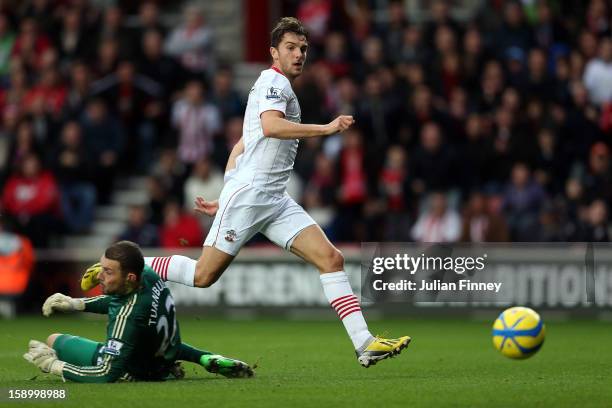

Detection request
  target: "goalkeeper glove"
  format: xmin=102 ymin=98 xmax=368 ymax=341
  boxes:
xmin=28 ymin=339 xmax=51 ymax=353
xmin=80 ymin=262 xmax=102 ymax=291
xmin=23 ymin=339 xmax=65 ymax=376
xmin=42 ymin=293 xmax=85 ymax=317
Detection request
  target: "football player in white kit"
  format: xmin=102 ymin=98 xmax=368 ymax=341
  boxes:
xmin=82 ymin=17 xmax=410 ymax=367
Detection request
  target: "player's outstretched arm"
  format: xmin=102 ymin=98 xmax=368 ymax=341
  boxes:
xmin=42 ymin=293 xmax=85 ymax=316
xmin=261 ymin=111 xmax=354 ymax=139
xmin=42 ymin=292 xmax=111 ymax=316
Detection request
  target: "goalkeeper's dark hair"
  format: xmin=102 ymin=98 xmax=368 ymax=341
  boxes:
xmin=270 ymin=17 xmax=308 ymax=48
xmin=105 ymin=240 xmax=144 ymax=278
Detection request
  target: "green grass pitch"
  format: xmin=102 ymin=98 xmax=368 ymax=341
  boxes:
xmin=1 ymin=316 xmax=610 ymax=407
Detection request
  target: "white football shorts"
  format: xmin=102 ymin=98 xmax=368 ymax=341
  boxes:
xmin=203 ymin=178 xmax=316 ymax=256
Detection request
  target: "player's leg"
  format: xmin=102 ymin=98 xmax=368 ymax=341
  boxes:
xmin=82 ymin=180 xmax=258 ymax=290
xmin=263 ymin=199 xmax=410 ymax=367
xmin=143 ymin=180 xmax=250 ymax=287
xmin=177 ymin=343 xmax=253 ymax=378
xmin=289 ymin=224 xmax=375 ymax=347
xmin=288 ymin=224 xmax=344 ymax=273
xmin=82 ymin=249 xmax=234 ymax=289
xmin=145 ymin=246 xmax=234 ymax=288
xmin=147 ymin=180 xmax=270 ymax=288
xmin=48 ymin=334 xmax=103 ymax=366
xmin=290 ymin=226 xmax=411 ymax=366
xmin=262 ymin=201 xmax=373 ymax=347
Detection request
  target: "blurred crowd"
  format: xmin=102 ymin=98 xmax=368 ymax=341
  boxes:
xmin=0 ymin=0 xmax=611 ymax=249
xmin=0 ymin=0 xmax=226 ymax=247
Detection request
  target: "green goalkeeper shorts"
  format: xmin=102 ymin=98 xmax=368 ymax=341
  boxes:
xmin=52 ymin=334 xmax=103 ymax=366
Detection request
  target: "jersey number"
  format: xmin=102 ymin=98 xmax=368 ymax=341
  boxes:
xmin=155 ymin=295 xmax=178 ymax=357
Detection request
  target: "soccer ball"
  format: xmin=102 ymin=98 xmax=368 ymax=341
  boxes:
xmin=492 ymin=306 xmax=545 ymax=359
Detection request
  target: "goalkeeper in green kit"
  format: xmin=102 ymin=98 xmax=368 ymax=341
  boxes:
xmin=23 ymin=241 xmax=253 ymax=382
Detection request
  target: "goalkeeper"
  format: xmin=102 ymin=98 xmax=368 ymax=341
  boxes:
xmin=23 ymin=240 xmax=253 ymax=382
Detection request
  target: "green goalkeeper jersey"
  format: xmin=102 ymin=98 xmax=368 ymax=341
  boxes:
xmin=62 ymin=266 xmax=182 ymax=382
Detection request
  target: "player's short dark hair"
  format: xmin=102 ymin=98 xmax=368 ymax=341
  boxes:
xmin=105 ymin=240 xmax=144 ymax=278
xmin=270 ymin=17 xmax=308 ymax=48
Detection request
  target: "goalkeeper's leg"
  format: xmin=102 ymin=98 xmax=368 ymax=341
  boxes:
xmin=177 ymin=343 xmax=253 ymax=378
xmin=176 ymin=342 xmax=212 ymax=363
xmin=48 ymin=334 xmax=103 ymax=366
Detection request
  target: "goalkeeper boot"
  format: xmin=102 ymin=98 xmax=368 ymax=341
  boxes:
xmin=201 ymin=354 xmax=254 ymax=378
xmin=80 ymin=263 xmax=101 ymax=291
xmin=356 ymin=335 xmax=411 ymax=368
xmin=169 ymin=362 xmax=185 ymax=379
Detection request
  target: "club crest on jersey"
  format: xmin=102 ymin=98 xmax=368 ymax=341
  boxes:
xmin=225 ymin=229 xmax=237 ymax=242
xmin=266 ymin=87 xmax=281 ymax=100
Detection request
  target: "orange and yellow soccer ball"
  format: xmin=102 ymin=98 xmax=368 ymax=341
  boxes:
xmin=492 ymin=306 xmax=545 ymax=359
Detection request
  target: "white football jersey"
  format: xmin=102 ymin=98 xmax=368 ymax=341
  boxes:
xmin=229 ymin=67 xmax=300 ymax=197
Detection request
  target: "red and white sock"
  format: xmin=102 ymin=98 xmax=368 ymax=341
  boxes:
xmin=145 ymin=255 xmax=196 ymax=287
xmin=320 ymin=271 xmax=373 ymax=349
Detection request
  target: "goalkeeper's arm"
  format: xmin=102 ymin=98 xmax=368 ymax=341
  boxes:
xmin=82 ymin=295 xmax=111 ymax=314
xmin=42 ymin=293 xmax=111 ymax=316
